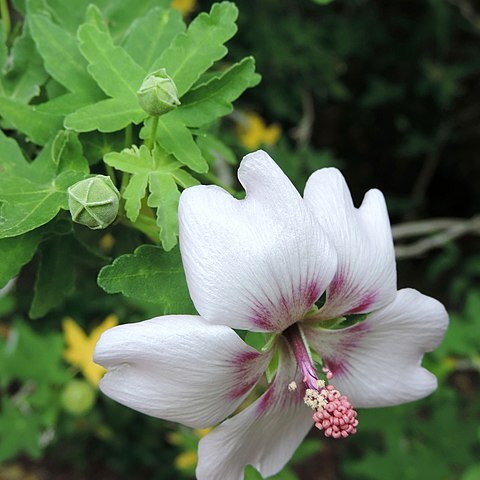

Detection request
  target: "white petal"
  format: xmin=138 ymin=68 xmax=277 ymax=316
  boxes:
xmin=197 ymin=342 xmax=313 ymax=480
xmin=304 ymin=168 xmax=396 ymax=319
xmin=179 ymin=150 xmax=336 ymax=332
xmin=94 ymin=315 xmax=271 ymax=428
xmin=304 ymin=289 xmax=449 ymax=407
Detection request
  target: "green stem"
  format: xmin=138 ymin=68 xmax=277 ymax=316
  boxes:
xmin=0 ymin=0 xmax=10 ymax=38
xmin=122 ymin=214 xmax=159 ymax=244
xmin=105 ymin=164 xmax=116 ymax=185
xmin=125 ymin=124 xmax=133 ymax=147
xmin=146 ymin=116 xmax=159 ymax=151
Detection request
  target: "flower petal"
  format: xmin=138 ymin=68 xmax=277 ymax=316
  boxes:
xmin=196 ymin=342 xmax=313 ymax=480
xmin=304 ymin=168 xmax=396 ymax=319
xmin=304 ymin=289 xmax=449 ymax=407
xmin=179 ymin=150 xmax=337 ymax=332
xmin=94 ymin=315 xmax=271 ymax=428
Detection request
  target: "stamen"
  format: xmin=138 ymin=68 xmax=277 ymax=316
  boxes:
xmin=283 ymin=324 xmax=359 ymax=439
xmin=322 ymin=366 xmax=333 ymax=380
xmin=313 ymin=385 xmax=358 ymax=439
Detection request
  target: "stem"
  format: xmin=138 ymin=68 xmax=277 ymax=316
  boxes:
xmin=0 ymin=0 xmax=10 ymax=38
xmin=105 ymin=164 xmax=116 ymax=184
xmin=122 ymin=214 xmax=159 ymax=244
xmin=125 ymin=124 xmax=133 ymax=147
xmin=146 ymin=116 xmax=159 ymax=151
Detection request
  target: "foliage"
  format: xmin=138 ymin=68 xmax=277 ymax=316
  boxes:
xmin=1 ymin=0 xmax=479 ymax=479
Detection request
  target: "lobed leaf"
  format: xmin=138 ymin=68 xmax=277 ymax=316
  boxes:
xmin=0 ymin=230 xmax=42 ymax=288
xmin=77 ymin=22 xmax=145 ymax=100
xmin=123 ymin=7 xmax=185 ymax=72
xmin=104 ymin=144 xmax=154 ymax=174
xmin=64 ymin=97 xmax=146 ymax=133
xmin=0 ymin=136 xmax=86 ymax=238
xmin=97 ymin=244 xmax=196 ymax=314
xmin=29 ymin=236 xmax=76 ymax=318
xmin=153 ymin=2 xmax=239 ymax=96
xmin=0 ymin=23 xmax=48 ymax=104
xmin=29 ymin=14 xmax=102 ymax=97
xmin=174 ymin=57 xmax=261 ymax=128
xmin=147 ymin=172 xmax=180 ymax=251
xmin=123 ymin=172 xmax=149 ymax=222
xmin=0 ymin=97 xmax=63 ymax=145
xmin=155 ymin=115 xmax=208 ymax=173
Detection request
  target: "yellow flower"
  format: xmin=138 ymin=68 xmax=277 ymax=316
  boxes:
xmin=172 ymin=427 xmax=213 ymax=471
xmin=99 ymin=233 xmax=115 ymax=253
xmin=171 ymin=0 xmax=196 ymax=16
xmin=63 ymin=314 xmax=118 ymax=387
xmin=236 ymin=112 xmax=281 ymax=150
xmin=174 ymin=451 xmax=198 ymax=470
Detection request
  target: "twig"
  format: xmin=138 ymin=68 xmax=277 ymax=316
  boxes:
xmin=408 ymin=123 xmax=451 ymax=219
xmin=393 ymin=215 xmax=480 ymax=259
xmin=290 ymin=91 xmax=315 ymax=148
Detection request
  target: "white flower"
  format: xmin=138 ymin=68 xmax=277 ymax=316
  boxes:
xmin=94 ymin=151 xmax=448 ymax=480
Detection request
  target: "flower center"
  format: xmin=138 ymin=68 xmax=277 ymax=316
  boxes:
xmin=283 ymin=323 xmax=358 ymax=439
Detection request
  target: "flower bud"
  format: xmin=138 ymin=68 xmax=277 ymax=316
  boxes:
xmin=61 ymin=380 xmax=96 ymax=415
xmin=137 ymin=69 xmax=181 ymax=116
xmin=68 ymin=175 xmax=120 ymax=230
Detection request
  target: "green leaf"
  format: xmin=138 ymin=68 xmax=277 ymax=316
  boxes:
xmin=104 ymin=144 xmax=154 ymax=174
xmin=462 ymin=465 xmax=480 ymax=480
xmin=196 ymin=132 xmax=237 ymax=166
xmin=78 ymin=22 xmax=146 ymax=100
xmin=148 ymin=172 xmax=180 ymax=251
xmin=0 ymin=97 xmax=63 ymax=145
xmin=29 ymin=14 xmax=102 ymax=97
xmin=155 ymin=115 xmax=208 ymax=173
xmin=64 ymin=97 xmax=146 ymax=132
xmin=174 ymin=57 xmax=260 ymax=127
xmin=105 ymin=145 xmax=191 ymax=233
xmin=0 ymin=136 xmax=86 ymax=238
xmin=0 ymin=397 xmax=43 ymax=461
xmin=170 ymin=168 xmax=200 ymax=188
xmin=35 ymin=92 xmax=96 ymax=116
xmin=0 ymin=230 xmax=42 ymax=288
xmin=153 ymin=2 xmax=239 ymax=96
xmin=0 ymin=23 xmax=48 ymax=103
xmin=51 ymin=130 xmax=89 ymax=172
xmin=97 ymin=244 xmax=195 ymax=314
xmin=123 ymin=7 xmax=185 ymax=72
xmin=29 ymin=236 xmax=76 ymax=318
xmin=123 ymin=172 xmax=149 ymax=222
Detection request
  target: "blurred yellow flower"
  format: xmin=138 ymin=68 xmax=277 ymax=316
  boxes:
xmin=171 ymin=427 xmax=213 ymax=471
xmin=171 ymin=0 xmax=196 ymax=16
xmin=99 ymin=233 xmax=115 ymax=253
xmin=63 ymin=314 xmax=118 ymax=387
xmin=175 ymin=451 xmax=198 ymax=470
xmin=237 ymin=112 xmax=281 ymax=150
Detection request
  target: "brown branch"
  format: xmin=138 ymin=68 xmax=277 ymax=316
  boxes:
xmin=393 ymin=215 xmax=480 ymax=259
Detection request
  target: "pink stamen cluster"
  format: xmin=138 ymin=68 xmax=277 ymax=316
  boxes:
xmin=313 ymin=384 xmax=358 ymax=438
xmin=283 ymin=323 xmax=359 ymax=439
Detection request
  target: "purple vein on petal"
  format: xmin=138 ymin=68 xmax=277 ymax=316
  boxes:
xmin=323 ymin=322 xmax=371 ymax=377
xmin=250 ymin=280 xmax=322 ymax=331
xmin=227 ymin=350 xmax=269 ymax=401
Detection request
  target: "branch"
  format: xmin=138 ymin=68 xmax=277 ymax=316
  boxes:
xmin=393 ymin=215 xmax=480 ymax=259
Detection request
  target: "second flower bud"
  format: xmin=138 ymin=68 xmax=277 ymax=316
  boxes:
xmin=137 ymin=69 xmax=181 ymax=117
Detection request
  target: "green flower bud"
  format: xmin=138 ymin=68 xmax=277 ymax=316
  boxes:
xmin=137 ymin=68 xmax=181 ymax=116
xmin=61 ymin=380 xmax=96 ymax=415
xmin=68 ymin=175 xmax=120 ymax=230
